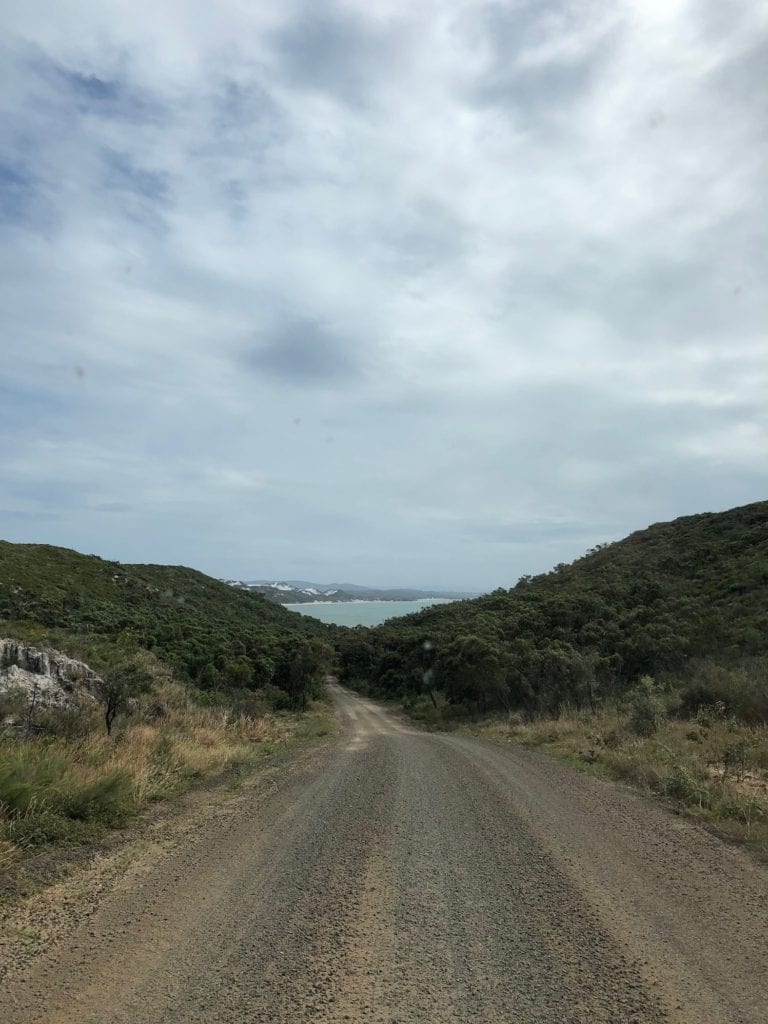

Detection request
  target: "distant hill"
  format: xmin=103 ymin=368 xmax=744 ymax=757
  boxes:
xmin=0 ymin=541 xmax=329 ymax=690
xmin=225 ymin=579 xmax=475 ymax=604
xmin=337 ymin=500 xmax=768 ymax=717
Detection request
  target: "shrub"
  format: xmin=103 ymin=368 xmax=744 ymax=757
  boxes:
xmin=716 ymin=792 xmax=767 ymax=836
xmin=34 ymin=699 xmax=102 ymax=740
xmin=604 ymin=751 xmax=664 ymax=791
xmin=601 ymin=727 xmax=624 ymax=749
xmin=627 ymin=676 xmax=664 ymax=737
xmin=721 ymin=739 xmax=753 ymax=782
xmin=695 ymin=700 xmax=727 ymax=731
xmin=0 ymin=686 xmax=28 ymax=725
xmin=679 ymin=660 xmax=768 ymax=724
xmin=662 ymin=762 xmax=707 ymax=808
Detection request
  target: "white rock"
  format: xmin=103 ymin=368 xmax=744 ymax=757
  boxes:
xmin=0 ymin=639 xmax=101 ymax=708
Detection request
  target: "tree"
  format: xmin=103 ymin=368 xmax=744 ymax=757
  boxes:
xmin=436 ymin=635 xmax=509 ymax=712
xmin=530 ymin=641 xmax=596 ymax=716
xmin=221 ymin=656 xmax=254 ymax=689
xmin=337 ymin=635 xmax=377 ymax=688
xmin=198 ymin=662 xmax=220 ymax=690
xmin=98 ymin=660 xmax=152 ymax=735
xmin=251 ymin=653 xmax=276 ymax=689
xmin=282 ymin=639 xmax=333 ymax=710
xmin=627 ymin=675 xmax=664 ymax=737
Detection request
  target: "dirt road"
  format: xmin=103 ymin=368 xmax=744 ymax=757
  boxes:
xmin=4 ymin=685 xmax=767 ymax=1023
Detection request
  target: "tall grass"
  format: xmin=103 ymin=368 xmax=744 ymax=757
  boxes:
xmin=398 ymin=682 xmax=768 ymax=859
xmin=460 ymin=703 xmax=768 ymax=858
xmin=0 ymin=679 xmax=331 ymax=864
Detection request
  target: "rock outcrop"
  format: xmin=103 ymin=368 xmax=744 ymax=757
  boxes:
xmin=0 ymin=639 xmax=102 ymax=709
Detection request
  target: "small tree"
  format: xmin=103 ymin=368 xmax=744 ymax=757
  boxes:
xmin=198 ymin=662 xmax=221 ymax=690
xmin=98 ymin=660 xmax=153 ymax=735
xmin=627 ymin=675 xmax=663 ymax=737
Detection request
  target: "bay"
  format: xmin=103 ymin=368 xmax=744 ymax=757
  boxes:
xmin=283 ymin=597 xmax=453 ymax=627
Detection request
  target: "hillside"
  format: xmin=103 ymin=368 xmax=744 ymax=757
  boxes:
xmin=0 ymin=541 xmax=331 ymax=696
xmin=337 ymin=501 xmax=768 ymax=719
xmin=0 ymin=542 xmax=337 ymax=872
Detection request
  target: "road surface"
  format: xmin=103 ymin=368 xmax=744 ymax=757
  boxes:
xmin=4 ymin=685 xmax=767 ymax=1023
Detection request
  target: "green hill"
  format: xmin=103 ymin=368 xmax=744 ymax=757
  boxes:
xmin=337 ymin=501 xmax=768 ymax=720
xmin=0 ymin=541 xmax=330 ymax=696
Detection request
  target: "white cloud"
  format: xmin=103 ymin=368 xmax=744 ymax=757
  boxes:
xmin=0 ymin=0 xmax=765 ymax=587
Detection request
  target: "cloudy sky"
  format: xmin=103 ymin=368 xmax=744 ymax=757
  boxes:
xmin=0 ymin=0 xmax=765 ymax=590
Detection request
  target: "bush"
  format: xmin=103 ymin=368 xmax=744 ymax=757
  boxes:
xmin=603 ymin=751 xmax=664 ymax=791
xmin=260 ymin=683 xmax=293 ymax=711
xmin=0 ymin=686 xmax=27 ymax=725
xmin=678 ymin=660 xmax=768 ymax=724
xmin=195 ymin=684 xmax=289 ymax=716
xmin=34 ymin=699 xmax=102 ymax=740
xmin=662 ymin=762 xmax=707 ymax=807
xmin=716 ymin=792 xmax=767 ymax=835
xmin=695 ymin=700 xmax=728 ymax=731
xmin=627 ymin=676 xmax=664 ymax=737
xmin=721 ymin=739 xmax=753 ymax=782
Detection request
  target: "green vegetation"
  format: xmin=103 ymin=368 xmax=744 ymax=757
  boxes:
xmin=0 ymin=661 xmax=335 ymax=869
xmin=2 ymin=500 xmax=766 ymax=864
xmin=0 ymin=541 xmax=333 ymax=708
xmin=337 ymin=501 xmax=768 ymax=717
xmin=0 ymin=543 xmax=336 ymax=869
xmin=336 ymin=501 xmax=768 ymax=854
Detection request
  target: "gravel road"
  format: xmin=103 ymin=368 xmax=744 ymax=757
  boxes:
xmin=5 ymin=685 xmax=767 ymax=1023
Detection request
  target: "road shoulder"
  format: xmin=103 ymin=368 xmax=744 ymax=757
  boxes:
xmin=0 ymin=714 xmax=336 ymax=987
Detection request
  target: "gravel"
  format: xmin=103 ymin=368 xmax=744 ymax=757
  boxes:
xmin=4 ymin=685 xmax=766 ymax=1023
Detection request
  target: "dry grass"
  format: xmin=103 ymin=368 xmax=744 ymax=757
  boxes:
xmin=461 ymin=706 xmax=768 ymax=857
xmin=0 ymin=680 xmax=335 ymax=863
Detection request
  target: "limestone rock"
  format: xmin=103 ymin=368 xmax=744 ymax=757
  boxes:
xmin=0 ymin=639 xmax=102 ymax=709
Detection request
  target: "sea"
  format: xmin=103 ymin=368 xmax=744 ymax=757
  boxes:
xmin=283 ymin=598 xmax=453 ymax=627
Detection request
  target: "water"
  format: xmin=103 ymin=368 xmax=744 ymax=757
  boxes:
xmin=283 ymin=598 xmax=452 ymax=627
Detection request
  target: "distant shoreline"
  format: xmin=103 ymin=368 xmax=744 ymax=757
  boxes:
xmin=284 ymin=597 xmax=453 ymax=607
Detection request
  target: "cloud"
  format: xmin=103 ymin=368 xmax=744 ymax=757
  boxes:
xmin=102 ymin=150 xmax=170 ymax=202
xmin=57 ymin=68 xmax=122 ymax=103
xmin=466 ymin=0 xmax=620 ymax=129
xmin=0 ymin=162 xmax=38 ymax=224
xmin=269 ymin=4 xmax=406 ymax=107
xmin=0 ymin=0 xmax=765 ymax=588
xmin=244 ymin=316 xmax=362 ymax=384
